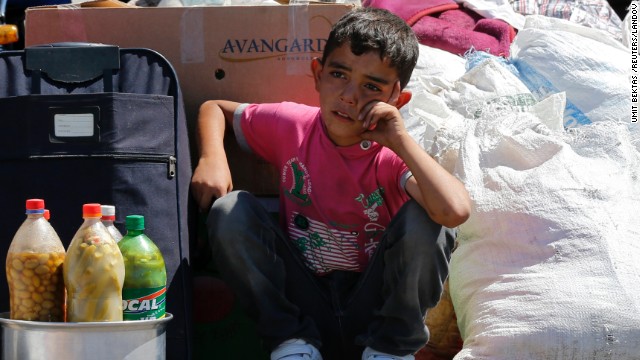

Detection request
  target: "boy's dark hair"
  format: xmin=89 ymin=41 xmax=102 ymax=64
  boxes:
xmin=321 ymin=7 xmax=419 ymax=90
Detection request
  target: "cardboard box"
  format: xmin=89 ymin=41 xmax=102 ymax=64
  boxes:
xmin=24 ymin=5 xmax=353 ymax=359
xmin=25 ymin=4 xmax=353 ymax=195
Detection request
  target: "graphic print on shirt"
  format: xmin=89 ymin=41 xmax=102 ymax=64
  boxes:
xmin=282 ymin=157 xmax=312 ymax=207
xmin=355 ymin=188 xmax=385 ymax=222
xmin=281 ymin=155 xmax=390 ymax=273
xmin=289 ymin=212 xmax=360 ymax=274
xmin=356 ymin=188 xmax=386 ymax=260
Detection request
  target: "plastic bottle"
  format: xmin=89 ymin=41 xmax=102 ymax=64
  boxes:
xmin=101 ymin=205 xmax=123 ymax=243
xmin=6 ymin=199 xmax=65 ymax=321
xmin=118 ymin=215 xmax=167 ymax=320
xmin=64 ymin=203 xmax=125 ymax=322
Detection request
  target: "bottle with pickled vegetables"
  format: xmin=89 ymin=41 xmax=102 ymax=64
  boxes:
xmin=101 ymin=205 xmax=123 ymax=243
xmin=64 ymin=203 xmax=125 ymax=322
xmin=118 ymin=215 xmax=167 ymax=320
xmin=6 ymin=199 xmax=66 ymax=322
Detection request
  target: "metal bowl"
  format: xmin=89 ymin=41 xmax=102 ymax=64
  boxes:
xmin=0 ymin=312 xmax=172 ymax=360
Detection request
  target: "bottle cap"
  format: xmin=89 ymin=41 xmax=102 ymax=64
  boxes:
xmin=101 ymin=205 xmax=116 ymax=220
xmin=125 ymin=215 xmax=145 ymax=230
xmin=83 ymin=203 xmax=102 ymax=218
xmin=26 ymin=199 xmax=45 ymax=210
xmin=26 ymin=199 xmax=45 ymax=215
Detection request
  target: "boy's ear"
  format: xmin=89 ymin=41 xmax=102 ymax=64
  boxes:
xmin=395 ymin=90 xmax=412 ymax=109
xmin=311 ymin=57 xmax=323 ymax=92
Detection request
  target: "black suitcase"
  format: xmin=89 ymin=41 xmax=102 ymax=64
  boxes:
xmin=0 ymin=43 xmax=193 ymax=359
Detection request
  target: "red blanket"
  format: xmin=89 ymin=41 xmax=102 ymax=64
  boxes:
xmin=363 ymin=0 xmax=516 ymax=57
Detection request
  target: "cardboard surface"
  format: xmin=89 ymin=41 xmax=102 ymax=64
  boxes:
xmin=25 ymin=4 xmax=353 ymax=194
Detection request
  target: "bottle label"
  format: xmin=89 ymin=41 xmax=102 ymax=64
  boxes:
xmin=122 ymin=286 xmax=166 ymax=320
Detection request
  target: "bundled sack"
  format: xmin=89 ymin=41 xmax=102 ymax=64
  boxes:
xmin=510 ymin=15 xmax=629 ymax=127
xmin=445 ymin=92 xmax=640 ymax=359
xmin=407 ymin=56 xmax=545 ymax=360
xmin=509 ymin=0 xmax=622 ymax=40
xmin=404 ymin=55 xmax=538 ymax=160
xmin=401 ymin=44 xmax=467 ymax=153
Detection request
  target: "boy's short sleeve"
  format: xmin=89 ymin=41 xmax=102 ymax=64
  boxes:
xmin=378 ymin=149 xmax=412 ymax=203
xmin=233 ymin=103 xmax=288 ymax=164
xmin=399 ymin=169 xmax=413 ymax=195
xmin=232 ymin=103 xmax=251 ymax=152
xmin=232 ymin=102 xmax=318 ymax=165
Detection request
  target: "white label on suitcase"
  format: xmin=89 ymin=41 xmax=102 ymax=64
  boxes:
xmin=54 ymin=114 xmax=94 ymax=137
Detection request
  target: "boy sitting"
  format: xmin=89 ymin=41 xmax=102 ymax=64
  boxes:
xmin=191 ymin=7 xmax=471 ymax=360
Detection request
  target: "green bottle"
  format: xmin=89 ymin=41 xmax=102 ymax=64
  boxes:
xmin=118 ymin=215 xmax=167 ymax=320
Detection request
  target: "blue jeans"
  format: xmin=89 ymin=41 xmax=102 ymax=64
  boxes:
xmin=207 ymin=191 xmax=455 ymax=359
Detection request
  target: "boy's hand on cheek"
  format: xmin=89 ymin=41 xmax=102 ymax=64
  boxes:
xmin=359 ymin=82 xmax=410 ymax=151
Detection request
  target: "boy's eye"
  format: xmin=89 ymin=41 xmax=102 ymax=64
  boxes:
xmin=330 ymin=71 xmax=346 ymax=79
xmin=364 ymin=83 xmax=381 ymax=92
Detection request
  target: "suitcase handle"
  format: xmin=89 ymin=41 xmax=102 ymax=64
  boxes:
xmin=25 ymin=43 xmax=120 ymax=93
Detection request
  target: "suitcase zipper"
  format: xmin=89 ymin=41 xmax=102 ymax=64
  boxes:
xmin=26 ymin=154 xmax=177 ymax=179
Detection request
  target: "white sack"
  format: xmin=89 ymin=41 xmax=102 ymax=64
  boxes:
xmin=408 ymin=55 xmax=543 ymax=173
xmin=510 ymin=15 xmax=629 ymax=128
xmin=447 ymin=93 xmax=640 ymax=359
xmin=402 ymin=44 xmax=467 ymax=153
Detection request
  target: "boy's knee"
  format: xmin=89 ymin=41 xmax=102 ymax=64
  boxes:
xmin=395 ymin=200 xmax=455 ymax=253
xmin=209 ymin=190 xmax=243 ymax=212
xmin=397 ymin=200 xmax=440 ymax=235
xmin=207 ymin=191 xmax=246 ymax=236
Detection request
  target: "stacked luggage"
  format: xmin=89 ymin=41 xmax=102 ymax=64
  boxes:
xmin=0 ymin=43 xmax=193 ymax=359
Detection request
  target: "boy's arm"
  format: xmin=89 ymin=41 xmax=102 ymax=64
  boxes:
xmin=360 ymin=87 xmax=471 ymax=228
xmin=397 ymin=137 xmax=471 ymax=228
xmin=191 ymin=100 xmax=241 ymax=211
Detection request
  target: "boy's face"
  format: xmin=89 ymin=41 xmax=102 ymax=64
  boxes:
xmin=311 ymin=42 xmax=410 ymax=147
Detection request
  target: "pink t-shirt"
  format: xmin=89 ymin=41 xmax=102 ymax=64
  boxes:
xmin=234 ymin=102 xmax=411 ymax=274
